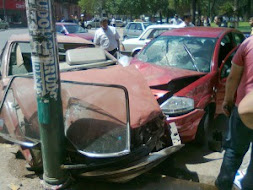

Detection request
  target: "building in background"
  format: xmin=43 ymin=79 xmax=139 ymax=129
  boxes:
xmin=0 ymin=0 xmax=81 ymax=27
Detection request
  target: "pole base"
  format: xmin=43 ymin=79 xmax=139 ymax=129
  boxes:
xmin=41 ymin=175 xmax=72 ymax=190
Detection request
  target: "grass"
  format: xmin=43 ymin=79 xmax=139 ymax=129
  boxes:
xmin=210 ymin=21 xmax=251 ymax=32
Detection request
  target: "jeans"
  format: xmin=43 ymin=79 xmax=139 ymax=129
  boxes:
xmin=216 ymin=107 xmax=253 ymax=190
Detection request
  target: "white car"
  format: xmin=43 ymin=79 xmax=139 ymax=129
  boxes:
xmin=121 ymin=24 xmax=181 ymax=57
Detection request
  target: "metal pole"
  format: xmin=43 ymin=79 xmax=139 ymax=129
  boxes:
xmin=25 ymin=0 xmax=69 ymax=188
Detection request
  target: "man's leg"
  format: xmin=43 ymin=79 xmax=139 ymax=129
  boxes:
xmin=241 ymin=146 xmax=253 ymax=190
xmin=216 ymin=107 xmax=253 ymax=190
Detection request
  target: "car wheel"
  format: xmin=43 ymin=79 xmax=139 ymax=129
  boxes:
xmin=123 ymin=36 xmax=128 ymax=40
xmin=4 ymin=25 xmax=8 ymax=30
xmin=195 ymin=106 xmax=213 ymax=148
xmin=87 ymin=25 xmax=92 ymax=29
xmin=132 ymin=50 xmax=140 ymax=57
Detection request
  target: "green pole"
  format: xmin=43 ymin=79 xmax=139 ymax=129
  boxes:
xmin=25 ymin=0 xmax=69 ymax=188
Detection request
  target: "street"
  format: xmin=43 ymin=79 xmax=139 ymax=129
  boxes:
xmin=0 ymin=27 xmax=251 ymax=190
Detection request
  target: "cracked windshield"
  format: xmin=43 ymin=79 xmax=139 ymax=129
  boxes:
xmin=138 ymin=36 xmax=216 ymax=72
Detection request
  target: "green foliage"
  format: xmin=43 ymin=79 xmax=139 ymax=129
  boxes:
xmin=77 ymin=0 xmax=252 ymax=20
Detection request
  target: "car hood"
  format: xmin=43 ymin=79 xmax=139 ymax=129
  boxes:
xmin=130 ymin=59 xmax=205 ymax=87
xmin=8 ymin=65 xmax=161 ymax=130
xmin=68 ymin=33 xmax=94 ymax=41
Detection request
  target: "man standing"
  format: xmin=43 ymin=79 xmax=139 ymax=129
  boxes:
xmin=215 ymin=36 xmax=253 ymax=190
xmin=249 ymin=17 xmax=253 ymax=36
xmin=170 ymin=14 xmax=182 ymax=25
xmin=111 ymin=17 xmax=116 ymax=27
xmin=178 ymin=13 xmax=194 ymax=27
xmin=214 ymin=15 xmax=227 ymax=27
xmin=94 ymin=17 xmax=120 ymax=57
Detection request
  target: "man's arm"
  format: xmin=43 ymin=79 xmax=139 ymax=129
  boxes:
xmin=93 ymin=31 xmax=100 ymax=46
xmin=223 ymin=62 xmax=244 ymax=116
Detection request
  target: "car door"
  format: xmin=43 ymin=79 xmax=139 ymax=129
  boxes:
xmin=135 ymin=23 xmax=143 ymax=37
xmin=215 ymin=47 xmax=239 ymax=114
xmin=215 ymin=32 xmax=245 ymax=114
xmin=215 ymin=33 xmax=236 ymax=114
xmin=128 ymin=23 xmax=137 ymax=38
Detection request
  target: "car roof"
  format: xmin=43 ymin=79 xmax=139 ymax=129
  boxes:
xmin=128 ymin=22 xmax=149 ymax=24
xmin=56 ymin=22 xmax=78 ymax=26
xmin=8 ymin=33 xmax=94 ymax=45
xmin=146 ymin=24 xmax=182 ymax=30
xmin=161 ymin=27 xmax=240 ymax=38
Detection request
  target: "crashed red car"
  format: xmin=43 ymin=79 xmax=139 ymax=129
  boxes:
xmin=130 ymin=27 xmax=245 ymax=146
xmin=0 ymin=34 xmax=182 ymax=182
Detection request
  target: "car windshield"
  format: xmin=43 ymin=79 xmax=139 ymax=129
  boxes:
xmin=137 ymin=36 xmax=216 ymax=72
xmin=65 ymin=24 xmax=87 ymax=33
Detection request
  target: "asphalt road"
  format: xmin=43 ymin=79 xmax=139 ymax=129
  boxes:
xmin=0 ymin=27 xmax=251 ymax=190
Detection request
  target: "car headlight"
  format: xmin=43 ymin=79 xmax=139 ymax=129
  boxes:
xmin=161 ymin=96 xmax=194 ymax=116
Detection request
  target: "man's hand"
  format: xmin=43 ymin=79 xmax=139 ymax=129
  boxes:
xmin=222 ymin=101 xmax=234 ymax=117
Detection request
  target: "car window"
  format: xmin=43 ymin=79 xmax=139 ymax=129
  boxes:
xmin=64 ymin=25 xmax=87 ymax=33
xmin=148 ymin=29 xmax=168 ymax=39
xmin=8 ymin=42 xmax=96 ymax=76
xmin=220 ymin=51 xmax=236 ymax=79
xmin=218 ymin=34 xmax=234 ymax=67
xmin=9 ymin=43 xmax=33 ymax=75
xmin=137 ymin=36 xmax=216 ymax=73
xmin=136 ymin=23 xmax=142 ymax=30
xmin=232 ymin=33 xmax=245 ymax=46
xmin=56 ymin=25 xmax=63 ymax=33
xmin=125 ymin=23 xmax=130 ymax=29
xmin=129 ymin=24 xmax=136 ymax=30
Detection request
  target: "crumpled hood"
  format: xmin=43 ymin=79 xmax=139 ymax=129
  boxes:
xmin=130 ymin=60 xmax=204 ymax=87
xmin=68 ymin=33 xmax=94 ymax=41
xmin=10 ymin=65 xmax=161 ymax=130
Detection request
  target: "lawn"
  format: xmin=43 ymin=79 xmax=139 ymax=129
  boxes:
xmin=210 ymin=21 xmax=251 ymax=32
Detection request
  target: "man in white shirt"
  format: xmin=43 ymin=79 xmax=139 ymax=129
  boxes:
xmin=170 ymin=14 xmax=182 ymax=25
xmin=178 ymin=13 xmax=194 ymax=27
xmin=94 ymin=17 xmax=120 ymax=57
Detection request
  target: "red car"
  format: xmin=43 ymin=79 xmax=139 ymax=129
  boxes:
xmin=0 ymin=34 xmax=182 ymax=182
xmin=130 ymin=27 xmax=245 ymax=146
xmin=56 ymin=22 xmax=94 ymax=41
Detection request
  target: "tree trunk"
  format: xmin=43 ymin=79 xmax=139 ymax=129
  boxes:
xmin=234 ymin=0 xmax=239 ymax=27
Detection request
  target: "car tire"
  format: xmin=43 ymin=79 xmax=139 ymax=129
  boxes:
xmin=87 ymin=25 xmax=92 ymax=29
xmin=195 ymin=106 xmax=213 ymax=148
xmin=4 ymin=25 xmax=8 ymax=30
xmin=132 ymin=50 xmax=140 ymax=57
xmin=123 ymin=36 xmax=128 ymax=40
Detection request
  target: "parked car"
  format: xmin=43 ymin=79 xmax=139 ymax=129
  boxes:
xmin=56 ymin=22 xmax=94 ymax=41
xmin=115 ymin=20 xmax=125 ymax=27
xmin=85 ymin=18 xmax=101 ymax=29
xmin=0 ymin=19 xmax=9 ymax=29
xmin=123 ymin=22 xmax=152 ymax=40
xmin=121 ymin=24 xmax=182 ymax=57
xmin=0 ymin=34 xmax=182 ymax=182
xmin=129 ymin=27 xmax=245 ymax=148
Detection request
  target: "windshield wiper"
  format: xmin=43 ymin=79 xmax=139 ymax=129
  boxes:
xmin=183 ymin=43 xmax=200 ymax=72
